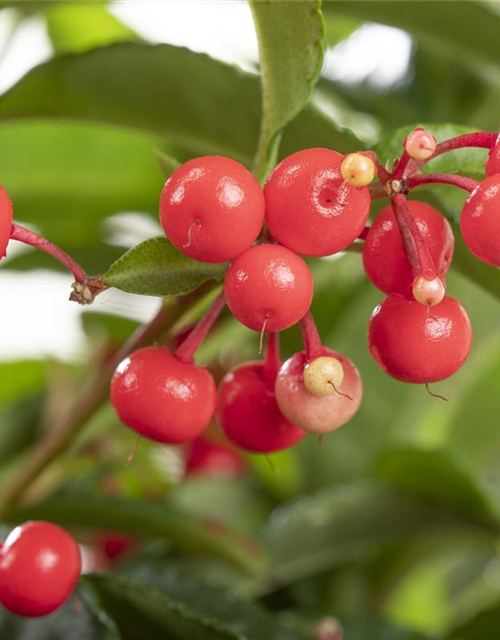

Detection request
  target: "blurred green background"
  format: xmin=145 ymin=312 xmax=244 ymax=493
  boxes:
xmin=1 ymin=1 xmax=500 ymax=639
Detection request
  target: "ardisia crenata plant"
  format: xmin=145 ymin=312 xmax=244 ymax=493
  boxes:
xmin=2 ymin=127 xmax=499 ymax=457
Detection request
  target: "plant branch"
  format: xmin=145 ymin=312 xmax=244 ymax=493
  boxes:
xmin=406 ymin=173 xmax=479 ymax=193
xmin=300 ymin=312 xmax=323 ymax=360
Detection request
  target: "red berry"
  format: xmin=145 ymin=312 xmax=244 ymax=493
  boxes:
xmin=274 ymin=348 xmax=362 ymax=434
xmin=160 ymin=156 xmax=265 ymax=263
xmin=264 ymin=148 xmax=371 ymax=257
xmin=111 ymin=346 xmax=216 ymax=443
xmin=224 ymin=244 xmax=313 ymax=332
xmin=185 ymin=436 xmax=245 ymax=478
xmin=217 ymin=361 xmax=305 ymax=453
xmin=485 ymin=134 xmax=500 ymax=177
xmin=0 ymin=185 xmax=13 ymax=260
xmin=0 ymin=521 xmax=81 ymax=617
xmin=368 ymin=296 xmax=472 ymax=383
xmin=363 ymin=201 xmax=454 ymax=297
xmin=461 ymin=175 xmax=500 ymax=266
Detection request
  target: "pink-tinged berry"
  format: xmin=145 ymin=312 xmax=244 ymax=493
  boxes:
xmin=264 ymin=148 xmax=371 ymax=257
xmin=404 ymin=128 xmax=437 ymax=161
xmin=0 ymin=185 xmax=13 ymax=260
xmin=368 ymin=296 xmax=472 ymax=383
xmin=461 ymin=175 xmax=500 ymax=266
xmin=0 ymin=521 xmax=81 ymax=617
xmin=160 ymin=156 xmax=265 ymax=263
xmin=111 ymin=346 xmax=216 ymax=443
xmin=274 ymin=348 xmax=362 ymax=435
xmin=224 ymin=244 xmax=313 ymax=332
xmin=218 ymin=362 xmax=305 ymax=453
xmin=363 ymin=201 xmax=454 ymax=298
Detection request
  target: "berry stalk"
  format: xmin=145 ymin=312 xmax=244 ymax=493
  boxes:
xmin=406 ymin=173 xmax=479 ymax=193
xmin=300 ymin=311 xmax=323 ymax=360
xmin=263 ymin=331 xmax=280 ymax=381
xmin=175 ymin=291 xmax=226 ymax=364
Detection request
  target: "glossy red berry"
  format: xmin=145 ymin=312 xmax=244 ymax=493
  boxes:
xmin=0 ymin=521 xmax=81 ymax=617
xmin=218 ymin=361 xmax=305 ymax=453
xmin=274 ymin=348 xmax=362 ymax=434
xmin=185 ymin=436 xmax=245 ymax=478
xmin=160 ymin=156 xmax=265 ymax=263
xmin=0 ymin=185 xmax=13 ymax=260
xmin=224 ymin=244 xmax=313 ymax=332
xmin=485 ymin=134 xmax=500 ymax=177
xmin=111 ymin=346 xmax=216 ymax=443
xmin=363 ymin=201 xmax=454 ymax=297
xmin=368 ymin=295 xmax=472 ymax=383
xmin=461 ymin=175 xmax=500 ymax=266
xmin=264 ymin=148 xmax=371 ymax=257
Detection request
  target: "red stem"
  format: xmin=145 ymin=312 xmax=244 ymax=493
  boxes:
xmin=406 ymin=173 xmax=478 ymax=194
xmin=10 ymin=223 xmax=86 ymax=282
xmin=391 ymin=193 xmax=438 ymax=282
xmin=404 ymin=131 xmax=497 ymax=178
xmin=358 ymin=226 xmax=369 ymax=240
xmin=363 ymin=150 xmax=391 ymax=183
xmin=263 ymin=332 xmax=281 ymax=381
xmin=175 ymin=291 xmax=226 ymax=364
xmin=392 ymin=151 xmax=411 ymax=181
xmin=300 ymin=312 xmax=323 ymax=360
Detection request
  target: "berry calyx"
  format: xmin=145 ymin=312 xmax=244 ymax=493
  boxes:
xmin=303 ymin=356 xmax=345 ymax=397
xmin=412 ymin=275 xmax=446 ymax=306
xmin=160 ymin=156 xmax=265 ymax=263
xmin=0 ymin=521 xmax=81 ymax=617
xmin=368 ymin=295 xmax=472 ymax=383
xmin=0 ymin=185 xmax=13 ymax=261
xmin=363 ymin=200 xmax=454 ymax=299
xmin=274 ymin=348 xmax=362 ymax=434
xmin=264 ymin=148 xmax=371 ymax=257
xmin=340 ymin=153 xmax=376 ymax=187
xmin=224 ymin=244 xmax=313 ymax=332
xmin=111 ymin=346 xmax=217 ymax=443
xmin=461 ymin=175 xmax=500 ymax=266
xmin=218 ymin=361 xmax=305 ymax=453
xmin=404 ymin=128 xmax=437 ymax=160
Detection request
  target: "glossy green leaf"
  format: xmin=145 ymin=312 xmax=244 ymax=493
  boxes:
xmin=0 ymin=43 xmax=361 ymax=165
xmin=375 ymin=124 xmax=487 ymax=176
xmin=250 ymin=0 xmax=325 ymax=180
xmin=0 ymin=581 xmax=120 ymax=640
xmin=376 ymin=448 xmax=500 ymax=529
xmin=8 ymin=494 xmax=262 ymax=576
xmin=102 ymin=236 xmax=226 ymax=297
xmin=45 ymin=3 xmax=138 ymax=54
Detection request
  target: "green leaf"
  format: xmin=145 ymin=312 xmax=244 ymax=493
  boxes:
xmin=0 ymin=581 xmax=120 ymax=640
xmin=340 ymin=615 xmax=433 ymax=640
xmin=375 ymin=124 xmax=487 ymax=176
xmin=45 ymin=2 xmax=139 ymax=54
xmin=0 ymin=360 xmax=45 ymax=407
xmin=376 ymin=448 xmax=500 ymax=529
xmin=324 ymin=1 xmax=500 ymax=82
xmin=250 ymin=0 xmax=325 ymax=181
xmin=8 ymin=494 xmax=262 ymax=576
xmin=102 ymin=236 xmax=226 ymax=297
xmin=259 ymin=482 xmax=498 ymax=591
xmin=0 ymin=43 xmax=361 ymax=165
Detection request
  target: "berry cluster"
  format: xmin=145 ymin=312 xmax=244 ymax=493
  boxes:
xmin=0 ymin=521 xmax=81 ymax=617
xmin=2 ymin=128 xmax=500 ymax=459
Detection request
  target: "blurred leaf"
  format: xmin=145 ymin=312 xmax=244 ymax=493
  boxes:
xmin=250 ymin=0 xmax=324 ymax=180
xmin=102 ymin=237 xmax=226 ymax=297
xmin=448 ymin=599 xmax=500 ymax=640
xmin=376 ymin=124 xmax=487 ymax=175
xmin=325 ymin=1 xmax=500 ymax=81
xmin=0 ymin=43 xmax=361 ymax=165
xmin=117 ymin=565 xmax=309 ymax=640
xmin=45 ymin=3 xmax=138 ymax=54
xmin=9 ymin=495 xmax=263 ymax=576
xmin=0 ymin=394 xmax=42 ymax=465
xmin=81 ymin=311 xmax=140 ymax=345
xmin=0 ymin=120 xmax=163 ymax=266
xmin=0 ymin=360 xmax=45 ymax=407
xmin=154 ymin=149 xmax=181 ymax=179
xmin=0 ymin=581 xmax=120 ymax=640
xmin=259 ymin=482 xmax=498 ymax=591
xmin=341 ymin=615 xmax=433 ymax=640
xmin=377 ymin=448 xmax=500 ymax=529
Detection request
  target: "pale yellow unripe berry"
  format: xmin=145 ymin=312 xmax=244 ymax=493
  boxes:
xmin=303 ymin=356 xmax=345 ymax=397
xmin=404 ymin=129 xmax=436 ymax=161
xmin=412 ymin=275 xmax=446 ymax=306
xmin=340 ymin=153 xmax=376 ymax=187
